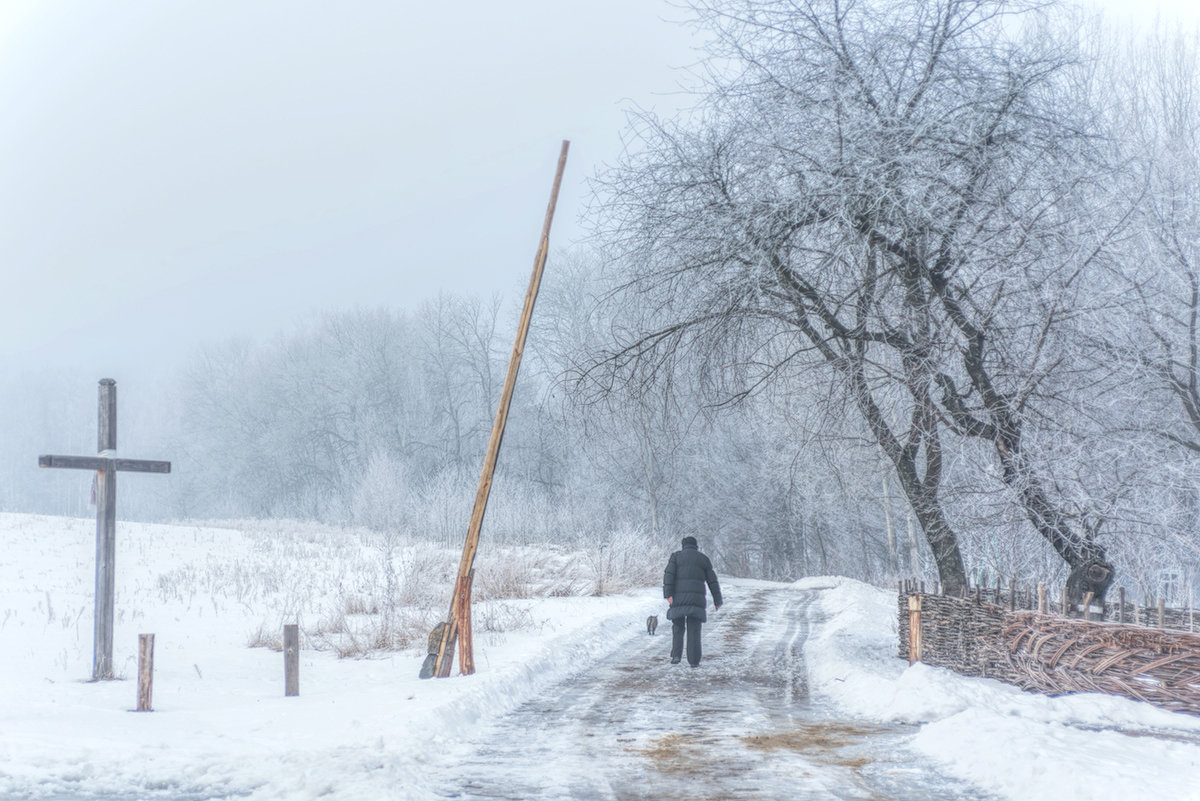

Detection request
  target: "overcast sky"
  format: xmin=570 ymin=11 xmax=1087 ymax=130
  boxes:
xmin=0 ymin=0 xmax=702 ymax=378
xmin=1 ymin=0 xmax=1197 ymax=381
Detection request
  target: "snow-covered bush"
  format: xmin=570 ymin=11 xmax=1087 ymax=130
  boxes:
xmin=587 ymin=524 xmax=667 ymax=596
xmin=350 ymin=451 xmax=408 ymax=533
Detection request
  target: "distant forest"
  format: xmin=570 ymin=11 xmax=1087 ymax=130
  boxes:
xmin=7 ymin=0 xmax=1200 ymax=604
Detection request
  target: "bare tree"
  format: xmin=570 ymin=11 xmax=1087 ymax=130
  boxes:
xmin=589 ymin=0 xmax=1127 ymax=597
xmin=1073 ymin=24 xmax=1200 ymax=594
xmin=1112 ymin=28 xmax=1200 ymax=454
xmin=415 ymin=293 xmax=507 ymax=472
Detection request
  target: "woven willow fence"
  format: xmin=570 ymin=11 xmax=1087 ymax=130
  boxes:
xmin=897 ymin=581 xmax=1200 ymax=716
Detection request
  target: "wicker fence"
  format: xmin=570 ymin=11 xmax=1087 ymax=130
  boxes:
xmin=897 ymin=580 xmax=1200 ymax=716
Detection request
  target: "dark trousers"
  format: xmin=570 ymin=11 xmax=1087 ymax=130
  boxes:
xmin=671 ymin=615 xmax=703 ymax=665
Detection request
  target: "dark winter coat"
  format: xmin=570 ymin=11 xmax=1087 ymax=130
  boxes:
xmin=663 ymin=543 xmax=723 ymax=622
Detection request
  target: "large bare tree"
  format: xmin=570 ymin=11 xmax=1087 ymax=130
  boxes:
xmin=591 ymin=0 xmax=1125 ymax=598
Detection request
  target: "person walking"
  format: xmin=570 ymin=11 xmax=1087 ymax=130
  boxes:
xmin=663 ymin=536 xmax=723 ymax=667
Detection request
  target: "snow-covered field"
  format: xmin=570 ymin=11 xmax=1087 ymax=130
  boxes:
xmin=0 ymin=513 xmax=660 ymax=799
xmin=2 ymin=513 xmax=1199 ymax=800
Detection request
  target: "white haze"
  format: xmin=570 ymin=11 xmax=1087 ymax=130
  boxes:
xmin=0 ymin=0 xmax=1193 ymax=380
xmin=0 ymin=0 xmax=700 ymax=378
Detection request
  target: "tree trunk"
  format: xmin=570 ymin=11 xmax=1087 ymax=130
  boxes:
xmin=846 ymin=354 xmax=968 ymax=595
xmin=995 ymin=436 xmax=1114 ymax=604
xmin=881 ymin=474 xmax=898 ymax=575
xmin=906 ymin=511 xmax=921 ymax=577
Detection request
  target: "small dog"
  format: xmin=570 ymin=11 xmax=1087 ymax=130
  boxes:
xmin=647 ymin=614 xmax=659 ymax=635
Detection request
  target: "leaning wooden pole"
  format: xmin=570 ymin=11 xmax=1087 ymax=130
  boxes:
xmin=422 ymin=140 xmax=570 ymax=679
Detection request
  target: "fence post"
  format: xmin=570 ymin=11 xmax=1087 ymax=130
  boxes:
xmin=1158 ymin=598 xmax=1166 ymax=629
xmin=1038 ymin=583 xmax=1046 ymax=614
xmin=1118 ymin=587 xmax=1125 ymax=624
xmin=907 ymin=594 xmax=923 ymax=665
xmin=284 ymin=624 xmax=300 ymax=697
xmin=1061 ymin=586 xmax=1069 ymax=617
xmin=1081 ymin=592 xmax=1094 ymax=622
xmin=136 ymin=634 xmax=154 ymax=712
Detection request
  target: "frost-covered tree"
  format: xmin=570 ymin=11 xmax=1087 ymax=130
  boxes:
xmin=1114 ymin=29 xmax=1200 ymax=457
xmin=590 ymin=0 xmax=1128 ymax=598
xmin=1081 ymin=25 xmax=1200 ymax=591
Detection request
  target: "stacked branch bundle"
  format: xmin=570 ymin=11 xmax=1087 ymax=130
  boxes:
xmin=898 ymin=581 xmax=1200 ymax=717
xmin=995 ymin=613 xmax=1200 ymax=715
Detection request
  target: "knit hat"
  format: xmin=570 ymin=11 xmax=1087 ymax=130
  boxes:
xmin=681 ymin=536 xmax=698 ymax=547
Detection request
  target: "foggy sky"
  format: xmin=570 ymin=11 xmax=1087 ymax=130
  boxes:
xmin=0 ymin=0 xmax=1194 ymax=382
xmin=0 ymin=0 xmax=701 ymax=379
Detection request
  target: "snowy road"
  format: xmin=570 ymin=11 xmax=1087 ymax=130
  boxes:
xmin=428 ymin=585 xmax=994 ymax=800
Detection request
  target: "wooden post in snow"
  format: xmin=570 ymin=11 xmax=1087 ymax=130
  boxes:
xmin=907 ymin=594 xmax=922 ymax=665
xmin=284 ymin=624 xmax=299 ymax=696
xmin=424 ymin=141 xmax=570 ymax=679
xmin=136 ymin=634 xmax=154 ymax=711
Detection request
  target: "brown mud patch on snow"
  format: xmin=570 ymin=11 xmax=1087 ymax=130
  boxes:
xmin=637 ymin=733 xmax=725 ymax=774
xmin=741 ymin=720 xmax=888 ymax=769
xmin=638 ymin=720 xmax=886 ymax=775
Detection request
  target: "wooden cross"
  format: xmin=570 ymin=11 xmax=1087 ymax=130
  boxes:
xmin=39 ymin=378 xmax=171 ymax=680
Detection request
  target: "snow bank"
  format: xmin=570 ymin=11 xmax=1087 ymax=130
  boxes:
xmin=795 ymin=576 xmax=1200 ymax=801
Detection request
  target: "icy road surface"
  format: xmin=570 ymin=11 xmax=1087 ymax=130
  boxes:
xmin=429 ymin=585 xmax=995 ymax=800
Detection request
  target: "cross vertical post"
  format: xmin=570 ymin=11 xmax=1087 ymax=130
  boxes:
xmin=95 ymin=378 xmax=117 ymax=679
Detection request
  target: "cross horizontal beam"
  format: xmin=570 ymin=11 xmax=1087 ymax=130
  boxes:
xmin=39 ymin=454 xmax=172 ymax=474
